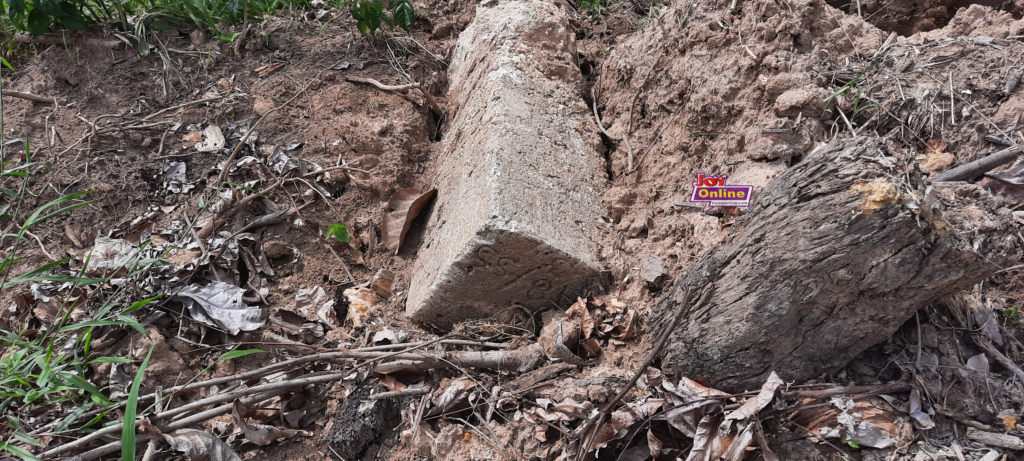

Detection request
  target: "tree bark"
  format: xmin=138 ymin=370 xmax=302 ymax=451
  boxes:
xmin=657 ymin=138 xmax=1021 ymax=391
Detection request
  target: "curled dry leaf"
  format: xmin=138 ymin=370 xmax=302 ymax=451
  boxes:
xmin=648 ymin=428 xmax=663 ymax=458
xmin=565 ymin=297 xmax=597 ymax=339
xmin=371 ymin=269 xmax=395 ymax=299
xmin=232 ymin=401 xmax=307 ymax=445
xmin=609 ymin=309 xmax=638 ymax=340
xmin=589 ymin=409 xmax=636 ymax=449
xmin=919 ymin=138 xmax=955 ymax=176
xmin=344 ymin=286 xmax=377 ymax=328
xmin=678 ymin=372 xmax=778 ymax=461
xmin=293 ymin=286 xmax=338 ymax=328
xmin=171 ymin=281 xmax=264 ymax=335
xmin=195 ymin=125 xmax=226 ymax=153
xmin=372 ymin=328 xmax=405 ymax=345
xmin=644 ymin=367 xmax=664 ymax=389
xmin=789 ymin=398 xmax=896 ymax=449
xmin=162 ymin=428 xmax=242 ymax=461
xmin=381 ymin=188 xmax=436 ymax=254
xmin=908 ymin=388 xmax=935 ymax=430
xmin=427 ymin=377 xmax=477 ymax=418
xmin=85 ymin=236 xmax=139 ymax=277
xmin=726 ymin=371 xmax=782 ymax=421
xmin=380 ymin=374 xmax=407 ymax=392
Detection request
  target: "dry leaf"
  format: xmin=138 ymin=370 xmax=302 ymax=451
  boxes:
xmin=371 ymin=269 xmax=395 ymax=299
xmin=610 ymin=309 xmax=638 ymax=340
xmin=789 ymin=399 xmax=896 ymax=449
xmin=232 ymin=401 xmax=306 ymax=445
xmin=346 ymin=241 xmax=365 ymax=266
xmin=162 ymin=429 xmax=242 ymax=461
xmin=195 ymin=125 xmax=225 ymax=153
xmin=381 ymin=188 xmax=436 ymax=254
xmin=380 ymin=374 xmax=407 ymax=392
xmin=919 ymin=138 xmax=955 ymax=175
xmin=171 ymin=282 xmax=264 ymax=335
xmin=909 ymin=388 xmax=935 ymax=430
xmin=583 ymin=338 xmax=601 ymax=357
xmin=344 ymin=286 xmax=377 ymax=327
xmin=924 ymin=139 xmax=948 ymax=156
xmin=125 ymin=222 xmax=154 ymax=246
xmin=183 ymin=131 xmax=203 ymax=143
xmin=293 ymin=286 xmax=338 ymax=328
xmin=565 ymin=297 xmax=597 ymax=339
xmin=726 ymin=371 xmax=782 ymax=421
xmin=590 ymin=410 xmax=636 ymax=449
xmin=648 ymin=429 xmax=663 ymax=458
xmin=1003 ymin=414 xmax=1017 ymax=430
xmin=721 ymin=422 xmax=755 ymax=461
xmin=644 ymin=367 xmax=664 ymax=389
xmin=427 ymin=377 xmax=476 ymax=418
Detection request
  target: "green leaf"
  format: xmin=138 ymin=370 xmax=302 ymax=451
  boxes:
xmin=26 ymin=8 xmax=48 ymax=36
xmin=58 ymin=371 xmax=113 ymax=405
xmin=123 ymin=294 xmax=164 ymax=314
xmin=58 ymin=1 xmax=87 ymax=29
xmin=89 ymin=356 xmax=135 ymax=364
xmin=217 ymin=348 xmax=267 ymax=361
xmin=7 ymin=0 xmax=26 ymax=19
xmin=122 ymin=346 xmax=153 ymax=461
xmin=1 ymin=443 xmax=42 ymax=461
xmin=13 ymin=431 xmax=43 ymax=447
xmin=325 ymin=223 xmax=351 ymax=243
xmin=392 ymin=0 xmax=414 ymax=31
xmin=35 ymin=0 xmax=61 ymax=17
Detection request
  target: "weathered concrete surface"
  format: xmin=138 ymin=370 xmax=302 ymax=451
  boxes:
xmin=407 ymin=0 xmax=607 ymax=327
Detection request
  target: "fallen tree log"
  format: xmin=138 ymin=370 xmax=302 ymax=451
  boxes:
xmin=656 ymin=138 xmax=1021 ymax=391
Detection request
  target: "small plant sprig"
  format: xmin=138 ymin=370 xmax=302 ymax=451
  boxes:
xmin=349 ymin=0 xmax=415 ymax=36
xmin=326 ymin=222 xmax=351 ymax=243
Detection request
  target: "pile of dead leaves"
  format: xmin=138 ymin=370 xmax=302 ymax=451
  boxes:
xmin=563 ymin=296 xmax=640 ymax=359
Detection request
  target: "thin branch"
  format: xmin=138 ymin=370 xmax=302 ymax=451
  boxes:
xmin=2 ymin=90 xmax=55 ymax=104
xmin=215 ymin=91 xmax=305 ymax=187
xmin=345 ymin=76 xmax=443 ymax=116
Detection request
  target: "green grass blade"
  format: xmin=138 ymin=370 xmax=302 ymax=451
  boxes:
xmin=13 ymin=432 xmax=43 ymax=447
xmin=1 ymin=443 xmax=43 ymax=461
xmin=217 ymin=348 xmax=267 ymax=361
xmin=122 ymin=346 xmax=152 ymax=461
xmin=88 ymin=357 xmax=135 ymax=364
xmin=58 ymin=371 xmax=113 ymax=405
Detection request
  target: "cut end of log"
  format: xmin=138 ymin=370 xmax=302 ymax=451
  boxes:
xmin=657 ymin=137 xmax=1022 ymax=391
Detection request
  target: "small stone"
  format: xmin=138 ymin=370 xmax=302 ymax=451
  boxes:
xmin=774 ymin=85 xmax=831 ymax=117
xmin=189 ymin=29 xmax=207 ymax=46
xmin=262 ymin=240 xmax=293 ymax=259
xmin=765 ymin=72 xmax=816 ymax=99
xmin=639 ymin=256 xmax=668 ymax=288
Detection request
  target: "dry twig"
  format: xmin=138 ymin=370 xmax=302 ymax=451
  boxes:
xmin=931 ymin=144 xmax=1023 ymax=182
xmin=345 ymin=76 xmax=443 ymax=116
xmin=2 ymin=90 xmax=56 ymax=104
